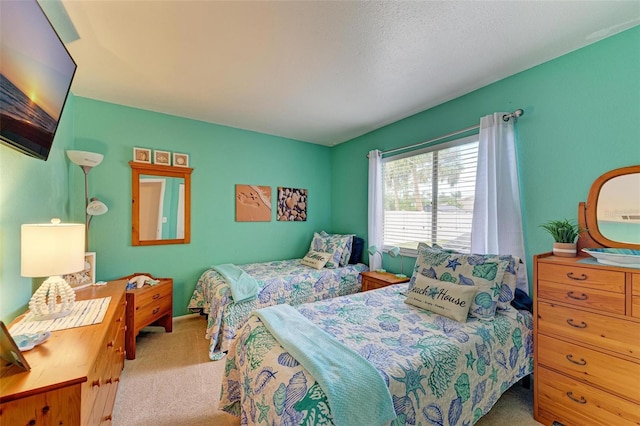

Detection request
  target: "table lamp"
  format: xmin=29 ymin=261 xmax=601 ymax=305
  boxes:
xmin=21 ymin=219 xmax=85 ymax=320
xmin=388 ymin=246 xmax=407 ymax=278
xmin=367 ymin=245 xmax=386 ymax=272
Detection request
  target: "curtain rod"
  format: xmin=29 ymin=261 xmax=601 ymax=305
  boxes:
xmin=371 ymin=108 xmax=524 ymax=158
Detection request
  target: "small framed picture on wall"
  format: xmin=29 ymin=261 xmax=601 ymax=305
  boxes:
xmin=173 ymin=152 xmax=189 ymax=167
xmin=154 ymin=150 xmax=171 ymax=165
xmin=133 ymin=147 xmax=152 ymax=163
xmin=63 ymin=252 xmax=96 ymax=289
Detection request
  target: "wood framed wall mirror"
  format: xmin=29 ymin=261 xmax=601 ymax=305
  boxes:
xmin=130 ymin=161 xmax=193 ymax=246
xmin=578 ymin=164 xmax=640 ymax=250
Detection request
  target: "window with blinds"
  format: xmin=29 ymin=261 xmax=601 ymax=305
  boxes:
xmin=382 ymin=135 xmax=479 ymax=253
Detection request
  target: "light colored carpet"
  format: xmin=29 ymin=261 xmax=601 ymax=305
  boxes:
xmin=113 ymin=314 xmax=541 ymax=426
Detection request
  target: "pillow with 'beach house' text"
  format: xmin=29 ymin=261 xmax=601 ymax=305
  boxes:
xmin=301 ymin=251 xmax=333 ymax=269
xmin=405 ymin=274 xmax=477 ymax=322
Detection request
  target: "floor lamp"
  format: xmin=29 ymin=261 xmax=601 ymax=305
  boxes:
xmin=67 ymin=150 xmax=108 ymax=251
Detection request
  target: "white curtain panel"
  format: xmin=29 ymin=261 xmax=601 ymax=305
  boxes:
xmin=368 ymin=150 xmax=383 ymax=271
xmin=471 ymin=113 xmax=529 ymax=293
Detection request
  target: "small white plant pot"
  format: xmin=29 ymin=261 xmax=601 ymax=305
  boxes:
xmin=553 ymin=242 xmax=577 ymax=257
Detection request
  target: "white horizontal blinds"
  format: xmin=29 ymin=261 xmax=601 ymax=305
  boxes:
xmin=382 ymin=136 xmax=479 ymax=252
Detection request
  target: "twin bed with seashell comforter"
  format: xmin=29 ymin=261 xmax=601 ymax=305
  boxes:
xmin=220 ymin=284 xmax=534 ymax=425
xmin=188 ymin=259 xmax=367 ymax=360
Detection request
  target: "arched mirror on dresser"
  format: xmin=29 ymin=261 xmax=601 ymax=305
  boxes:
xmin=578 ymin=164 xmax=640 ymax=250
xmin=130 ymin=161 xmax=193 ymax=246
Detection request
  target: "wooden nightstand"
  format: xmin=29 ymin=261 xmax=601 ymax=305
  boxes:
xmin=361 ymin=270 xmax=410 ymax=291
xmin=123 ymin=274 xmax=173 ymax=360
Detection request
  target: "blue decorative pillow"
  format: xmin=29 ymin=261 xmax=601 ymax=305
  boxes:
xmin=309 ymin=232 xmax=350 ymax=269
xmin=319 ymin=231 xmax=354 ymax=266
xmin=349 ymin=237 xmax=364 ymax=264
xmin=410 ymin=246 xmax=508 ymax=319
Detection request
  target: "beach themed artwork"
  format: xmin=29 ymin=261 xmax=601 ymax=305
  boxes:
xmin=133 ymin=147 xmax=151 ymax=163
xmin=154 ymin=150 xmax=171 ymax=165
xmin=277 ymin=187 xmax=307 ymax=221
xmin=173 ymin=152 xmax=189 ymax=167
xmin=236 ymin=185 xmax=272 ymax=222
xmin=63 ymin=252 xmax=96 ymax=288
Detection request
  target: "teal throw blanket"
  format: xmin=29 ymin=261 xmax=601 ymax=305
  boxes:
xmin=254 ymin=304 xmax=397 ymax=426
xmin=212 ymin=264 xmax=258 ymax=303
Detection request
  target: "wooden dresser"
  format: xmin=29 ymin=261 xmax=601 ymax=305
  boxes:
xmin=124 ymin=275 xmax=172 ymax=360
xmin=533 ymin=253 xmax=640 ymax=426
xmin=361 ymin=270 xmax=410 ymax=291
xmin=0 ymin=280 xmax=127 ymax=425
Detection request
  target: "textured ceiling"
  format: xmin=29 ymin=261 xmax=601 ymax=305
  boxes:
xmin=58 ymin=1 xmax=640 ymax=146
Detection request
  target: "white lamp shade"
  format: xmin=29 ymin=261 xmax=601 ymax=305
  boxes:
xmin=21 ymin=221 xmax=85 ymax=277
xmin=388 ymin=246 xmax=400 ymax=257
xmin=87 ymin=199 xmax=108 ymax=216
xmin=67 ymin=150 xmax=103 ymax=167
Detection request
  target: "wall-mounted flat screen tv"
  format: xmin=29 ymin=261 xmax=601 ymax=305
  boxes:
xmin=0 ymin=0 xmax=77 ymax=161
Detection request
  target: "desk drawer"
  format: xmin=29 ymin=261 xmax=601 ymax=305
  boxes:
xmin=537 ymin=302 xmax=640 ymax=359
xmin=537 ymin=367 xmax=640 ymax=426
xmin=537 ymin=334 xmax=640 ymax=403
xmin=537 ymin=263 xmax=624 ymax=293
xmin=537 ymin=280 xmax=625 ymax=314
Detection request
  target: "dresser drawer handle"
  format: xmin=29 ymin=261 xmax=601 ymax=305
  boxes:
xmin=566 ymin=272 xmax=587 ymax=281
xmin=566 ymin=318 xmax=587 ymax=328
xmin=153 ymin=293 xmax=161 ymax=300
xmin=566 ymin=354 xmax=587 ymax=365
xmin=566 ymin=391 xmax=587 ymax=404
xmin=567 ymin=291 xmax=588 ymax=300
xmin=152 ymin=307 xmax=160 ymax=315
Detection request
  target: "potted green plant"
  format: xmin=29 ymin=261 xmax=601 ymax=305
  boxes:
xmin=540 ymin=219 xmax=582 ymax=257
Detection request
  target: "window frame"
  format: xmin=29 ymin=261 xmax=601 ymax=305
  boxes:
xmin=381 ymin=134 xmax=479 ymax=257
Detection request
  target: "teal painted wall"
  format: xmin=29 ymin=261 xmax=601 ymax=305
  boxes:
xmin=331 ymin=26 xmax=640 ymax=288
xmin=0 ymin=95 xmax=76 ymax=324
xmin=71 ymin=98 xmax=332 ymax=316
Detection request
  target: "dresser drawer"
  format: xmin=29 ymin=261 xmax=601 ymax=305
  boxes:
xmin=537 ymin=263 xmax=625 ymax=293
xmin=135 ymin=296 xmax=172 ymax=330
xmin=135 ymin=284 xmax=172 ymax=311
xmin=633 ymin=274 xmax=640 ymax=319
xmin=633 ymin=296 xmax=640 ymax=319
xmin=537 ymin=280 xmax=625 ymax=314
xmin=537 ymin=334 xmax=640 ymax=403
xmin=537 ymin=302 xmax=640 ymax=359
xmin=537 ymin=367 xmax=640 ymax=426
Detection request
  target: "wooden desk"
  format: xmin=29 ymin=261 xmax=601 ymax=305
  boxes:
xmin=0 ymin=280 xmax=127 ymax=425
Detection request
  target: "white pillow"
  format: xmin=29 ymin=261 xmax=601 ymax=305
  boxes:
xmin=405 ymin=274 xmax=477 ymax=322
xmin=301 ymin=251 xmax=333 ymax=269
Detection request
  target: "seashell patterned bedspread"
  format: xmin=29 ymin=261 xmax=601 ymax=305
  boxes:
xmin=220 ymin=283 xmax=534 ymax=425
xmin=188 ymin=259 xmax=368 ymax=360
